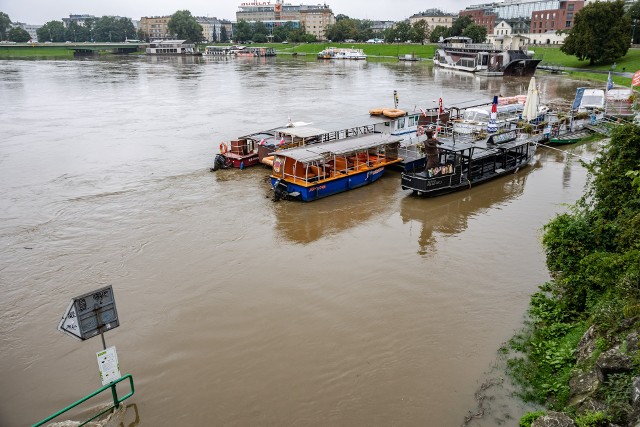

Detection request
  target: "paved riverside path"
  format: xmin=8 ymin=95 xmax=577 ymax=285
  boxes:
xmin=538 ymin=64 xmax=634 ymax=78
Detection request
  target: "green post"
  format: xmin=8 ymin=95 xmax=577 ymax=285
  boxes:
xmin=111 ymin=384 xmax=119 ymax=409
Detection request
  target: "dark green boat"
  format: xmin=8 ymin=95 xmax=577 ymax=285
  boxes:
xmin=548 ymin=128 xmax=593 ymax=145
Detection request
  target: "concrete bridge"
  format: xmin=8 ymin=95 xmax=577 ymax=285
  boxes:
xmin=5 ymin=42 xmax=148 ymax=55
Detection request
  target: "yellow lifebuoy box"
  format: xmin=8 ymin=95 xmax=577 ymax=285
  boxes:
xmin=382 ymin=109 xmax=406 ymax=118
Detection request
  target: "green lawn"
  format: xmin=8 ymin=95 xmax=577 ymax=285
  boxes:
xmin=532 ymin=46 xmax=640 ymax=87
xmin=282 ymin=42 xmax=436 ymax=58
xmin=0 ymin=46 xmax=74 ymax=58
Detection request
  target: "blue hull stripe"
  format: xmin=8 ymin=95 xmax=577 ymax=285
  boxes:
xmin=271 ymin=168 xmax=386 ymax=201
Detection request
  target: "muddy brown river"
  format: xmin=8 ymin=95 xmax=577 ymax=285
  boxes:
xmin=0 ymin=56 xmax=598 ymax=426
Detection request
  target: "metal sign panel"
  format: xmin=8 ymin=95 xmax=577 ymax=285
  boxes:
xmin=58 ymin=285 xmax=119 ymax=341
xmin=57 ymin=300 xmax=82 ymax=341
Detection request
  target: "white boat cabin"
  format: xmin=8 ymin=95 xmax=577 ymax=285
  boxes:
xmin=146 ymin=40 xmax=196 ymax=55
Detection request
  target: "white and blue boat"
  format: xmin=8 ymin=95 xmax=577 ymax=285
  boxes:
xmin=270 ymin=133 xmax=403 ymax=201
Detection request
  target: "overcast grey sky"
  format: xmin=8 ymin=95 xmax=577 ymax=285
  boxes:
xmin=0 ymin=0 xmax=481 ymax=25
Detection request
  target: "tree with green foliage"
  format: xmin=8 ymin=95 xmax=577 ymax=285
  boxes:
xmin=8 ymin=27 xmax=30 ymax=42
xmin=167 ymin=10 xmax=203 ymax=42
xmin=449 ymin=15 xmax=473 ymax=37
xmin=0 ymin=11 xmax=11 ymax=40
xmin=357 ymin=20 xmax=374 ymax=42
xmin=272 ymin=22 xmax=295 ymax=42
xmin=234 ymin=20 xmax=252 ymax=43
xmin=410 ymin=20 xmax=429 ymax=44
xmin=429 ymin=25 xmax=449 ymax=43
xmin=562 ymin=0 xmax=631 ymax=65
xmin=325 ymin=18 xmax=359 ymax=42
xmin=626 ymin=1 xmax=640 ymax=44
xmin=36 ymin=21 xmax=65 ymax=42
xmin=253 ymin=21 xmax=268 ymax=39
xmin=220 ymin=26 xmax=228 ymax=42
xmin=506 ymin=124 xmax=640 ymax=424
xmin=392 ymin=21 xmax=412 ymax=43
xmin=64 ymin=21 xmax=89 ymax=42
xmin=90 ymin=16 xmax=135 ymax=42
xmin=463 ymin=24 xmax=487 ymax=43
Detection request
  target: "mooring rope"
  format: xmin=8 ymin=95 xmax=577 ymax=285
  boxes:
xmin=533 ymin=141 xmax=594 ymax=162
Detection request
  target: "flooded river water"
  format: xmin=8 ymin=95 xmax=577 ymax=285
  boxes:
xmin=0 ymin=56 xmax=597 ymax=426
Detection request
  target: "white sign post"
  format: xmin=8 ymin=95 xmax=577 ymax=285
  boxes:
xmin=97 ymin=346 xmax=121 ymax=386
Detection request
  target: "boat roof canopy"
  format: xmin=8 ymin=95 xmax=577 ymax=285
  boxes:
xmin=276 ymin=126 xmax=330 ymax=138
xmin=276 ymin=134 xmax=403 ymax=163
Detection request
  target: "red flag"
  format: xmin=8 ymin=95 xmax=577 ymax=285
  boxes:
xmin=632 ymin=70 xmax=640 ymax=87
xmin=438 ymin=98 xmax=443 ymax=115
xmin=259 ymin=139 xmax=266 ymax=145
xmin=279 ymin=138 xmax=285 ymax=145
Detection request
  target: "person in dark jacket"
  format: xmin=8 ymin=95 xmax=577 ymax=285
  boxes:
xmin=423 ymin=129 xmax=442 ymax=170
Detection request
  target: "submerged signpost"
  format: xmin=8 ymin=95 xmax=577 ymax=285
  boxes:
xmin=36 ymin=286 xmax=134 ymax=426
xmin=58 ymin=285 xmax=120 ymax=348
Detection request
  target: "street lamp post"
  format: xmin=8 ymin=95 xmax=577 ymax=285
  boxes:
xmin=109 ymin=31 xmax=112 ymax=42
xmin=633 ymin=19 xmax=638 ymax=46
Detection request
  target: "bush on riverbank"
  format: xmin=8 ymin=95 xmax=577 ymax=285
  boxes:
xmin=507 ymin=124 xmax=640 ymax=426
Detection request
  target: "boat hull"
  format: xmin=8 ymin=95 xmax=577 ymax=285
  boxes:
xmin=222 ymin=153 xmax=260 ymax=169
xmin=547 ymin=127 xmax=594 ymax=145
xmin=401 ymin=142 xmax=536 ymax=197
xmin=271 ymin=167 xmax=386 ymax=201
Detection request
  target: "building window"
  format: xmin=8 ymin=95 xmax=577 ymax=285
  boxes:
xmin=566 ymin=21 xmax=571 ymax=28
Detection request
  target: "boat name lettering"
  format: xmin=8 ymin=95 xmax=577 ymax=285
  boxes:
xmin=488 ymin=130 xmax=517 ymax=144
xmin=373 ymin=167 xmax=384 ymax=174
xmin=241 ymin=2 xmax=272 ymax=5
xmin=426 ymin=178 xmax=446 ymax=187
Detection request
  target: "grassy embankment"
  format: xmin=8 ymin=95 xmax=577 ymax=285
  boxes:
xmin=3 ymin=41 xmax=639 ymax=86
xmin=0 ymin=46 xmax=75 ymax=58
xmin=532 ymin=45 xmax=640 ymax=87
xmin=277 ymin=42 xmax=436 ymax=59
xmin=506 ymin=124 xmax=640 ymax=427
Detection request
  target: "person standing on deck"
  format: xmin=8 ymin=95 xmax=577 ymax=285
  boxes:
xmin=423 ymin=129 xmax=442 ymax=170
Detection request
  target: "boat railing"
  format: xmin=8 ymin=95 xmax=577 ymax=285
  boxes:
xmin=281 ymin=152 xmax=392 ymax=184
xmin=441 ymin=42 xmax=495 ymax=51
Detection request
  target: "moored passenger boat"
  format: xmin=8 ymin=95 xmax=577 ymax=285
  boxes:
xmin=433 ymin=36 xmax=540 ymax=77
xmin=270 ymin=134 xmax=402 ymax=201
xmin=317 ymin=47 xmax=367 ymax=60
xmin=211 ymin=103 xmax=444 ymax=171
xmin=401 ymin=130 xmax=536 ymax=197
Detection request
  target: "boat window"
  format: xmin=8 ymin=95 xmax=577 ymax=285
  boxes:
xmin=398 ymin=117 xmax=405 ymax=128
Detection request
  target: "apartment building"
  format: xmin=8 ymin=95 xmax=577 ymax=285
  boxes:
xmin=139 ymin=16 xmax=171 ymax=40
xmin=409 ymin=9 xmax=455 ymax=29
xmin=236 ymin=1 xmax=335 ymax=40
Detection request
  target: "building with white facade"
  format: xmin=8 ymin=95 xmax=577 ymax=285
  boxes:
xmin=409 ymin=9 xmax=455 ymax=29
xmin=12 ymin=22 xmax=41 ymax=41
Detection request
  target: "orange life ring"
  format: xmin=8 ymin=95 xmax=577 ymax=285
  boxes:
xmin=382 ymin=108 xmax=406 ymax=118
xmin=219 ymin=142 xmax=228 ymax=154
